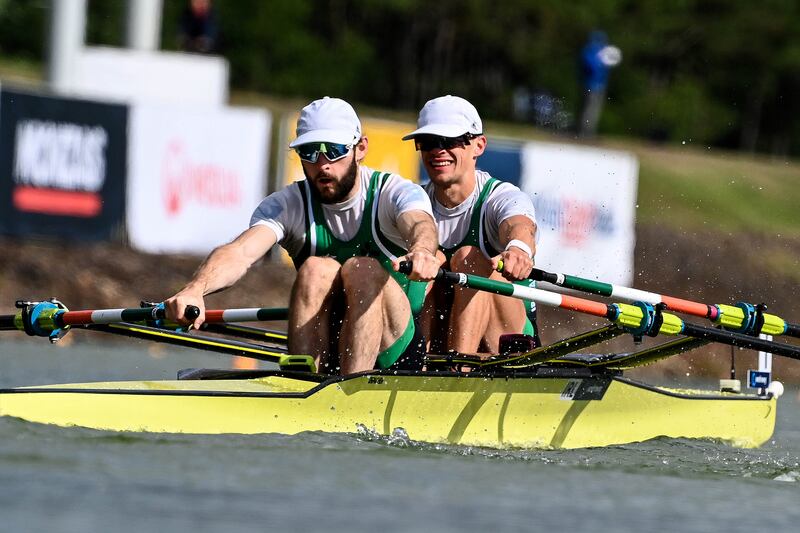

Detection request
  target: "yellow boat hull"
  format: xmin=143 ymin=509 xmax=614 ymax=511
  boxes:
xmin=0 ymin=372 xmax=776 ymax=449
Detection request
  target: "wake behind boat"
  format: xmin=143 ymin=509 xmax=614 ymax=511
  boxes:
xmin=0 ymin=266 xmax=791 ymax=449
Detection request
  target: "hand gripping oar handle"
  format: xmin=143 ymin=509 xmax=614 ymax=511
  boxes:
xmin=398 ymin=261 xmax=458 ymax=284
xmin=400 ymin=262 xmax=800 ymax=361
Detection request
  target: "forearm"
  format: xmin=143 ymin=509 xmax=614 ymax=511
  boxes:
xmin=395 ymin=210 xmax=440 ymax=280
xmin=399 ymin=211 xmax=439 ymax=255
xmin=494 ymin=215 xmax=536 ymax=280
xmin=500 ymin=216 xmax=537 ymax=257
xmin=181 ymin=245 xmax=254 ymax=296
xmin=179 ymin=225 xmax=277 ymax=296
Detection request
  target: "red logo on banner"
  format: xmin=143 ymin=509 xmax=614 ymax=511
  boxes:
xmin=559 ymin=199 xmax=596 ymax=246
xmin=13 ymin=187 xmax=102 ymax=217
xmin=533 ymin=195 xmax=615 ymax=248
xmin=161 ymin=140 xmax=241 ymax=216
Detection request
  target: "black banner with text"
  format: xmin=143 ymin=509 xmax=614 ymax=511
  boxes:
xmin=0 ymin=88 xmax=128 ymax=240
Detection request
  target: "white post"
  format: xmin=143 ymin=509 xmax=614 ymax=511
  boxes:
xmin=125 ymin=0 xmax=163 ymax=51
xmin=47 ymin=0 xmax=88 ymax=92
xmin=758 ymin=333 xmax=773 ymax=373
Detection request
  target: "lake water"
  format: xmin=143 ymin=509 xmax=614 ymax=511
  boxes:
xmin=1 ymin=337 xmax=798 ymax=532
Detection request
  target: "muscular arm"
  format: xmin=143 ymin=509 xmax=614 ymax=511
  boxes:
xmin=393 ymin=209 xmax=441 ymax=281
xmin=494 ymin=215 xmax=537 ymax=280
xmin=165 ymin=225 xmax=278 ymax=327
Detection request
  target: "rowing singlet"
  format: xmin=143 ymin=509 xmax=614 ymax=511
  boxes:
xmin=293 ymin=171 xmax=427 ymax=315
xmin=433 ymin=175 xmax=538 ymax=335
xmin=440 ymin=177 xmax=503 ymax=261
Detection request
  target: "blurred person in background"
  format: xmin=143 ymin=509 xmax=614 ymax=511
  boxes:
xmin=577 ymin=30 xmax=621 ymax=138
xmin=179 ymin=0 xmax=218 ymax=53
xmin=164 ymin=97 xmax=440 ymax=375
xmin=403 ymin=95 xmax=539 ymax=356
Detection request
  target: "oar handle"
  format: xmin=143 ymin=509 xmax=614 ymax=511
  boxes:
xmin=185 ymin=305 xmax=200 ymax=321
xmin=398 ymin=261 xmax=459 ymax=283
xmin=529 ymin=267 xmax=557 ymax=284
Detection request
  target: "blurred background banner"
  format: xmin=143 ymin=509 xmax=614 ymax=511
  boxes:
xmin=70 ymin=46 xmax=229 ymax=106
xmin=0 ymin=86 xmax=127 ymax=241
xmin=521 ymin=142 xmax=639 ymax=284
xmin=468 ymin=139 xmax=525 ymax=187
xmin=126 ymin=104 xmax=270 ymax=254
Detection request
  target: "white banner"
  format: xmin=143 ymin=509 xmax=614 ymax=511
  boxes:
xmin=127 ymin=105 xmax=270 ymax=254
xmin=520 ymin=141 xmax=638 ymax=284
xmin=72 ymin=47 xmax=229 ymax=106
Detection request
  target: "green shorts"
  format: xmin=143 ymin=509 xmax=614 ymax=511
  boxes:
xmin=522 ymin=316 xmax=535 ymax=336
xmin=374 ymin=315 xmax=424 ymax=370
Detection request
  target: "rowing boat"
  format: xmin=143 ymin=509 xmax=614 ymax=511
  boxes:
xmin=0 ymin=367 xmax=775 ymax=450
xmin=0 ymin=266 xmax=791 ymax=449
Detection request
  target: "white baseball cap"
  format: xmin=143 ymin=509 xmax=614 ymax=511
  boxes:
xmin=289 ymin=97 xmax=362 ymax=148
xmin=402 ymin=95 xmax=483 ymax=140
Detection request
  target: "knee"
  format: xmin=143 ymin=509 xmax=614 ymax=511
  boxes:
xmin=450 ymin=246 xmax=490 ymax=274
xmin=340 ymin=256 xmax=386 ymax=292
xmin=295 ymin=257 xmax=340 ymax=294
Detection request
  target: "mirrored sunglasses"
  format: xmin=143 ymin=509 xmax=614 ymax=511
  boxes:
xmin=414 ymin=134 xmax=476 ymax=152
xmin=295 ymin=142 xmax=353 ymax=163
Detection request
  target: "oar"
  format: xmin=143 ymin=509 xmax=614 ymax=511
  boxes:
xmin=1 ymin=301 xmax=312 ymax=371
xmin=400 ymin=263 xmax=800 ymax=361
xmin=1 ymin=301 xmax=291 ymax=338
xmin=524 ymin=265 xmax=800 ymax=338
xmin=200 ymin=323 xmax=288 ymax=345
xmin=0 ymin=300 xmax=200 ymax=339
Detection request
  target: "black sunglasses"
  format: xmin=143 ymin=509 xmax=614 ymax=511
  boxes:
xmin=414 ymin=134 xmax=479 ymax=152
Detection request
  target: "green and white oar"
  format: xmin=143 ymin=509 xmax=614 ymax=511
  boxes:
xmin=400 ymin=263 xmax=800 ymax=362
xmin=527 ymin=266 xmax=800 ymax=339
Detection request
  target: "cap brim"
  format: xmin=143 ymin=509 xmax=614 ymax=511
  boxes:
xmin=289 ymin=129 xmax=358 ymax=148
xmin=401 ymin=124 xmax=470 ymax=140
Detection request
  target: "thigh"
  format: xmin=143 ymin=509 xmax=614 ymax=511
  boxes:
xmin=378 ymin=274 xmax=413 ymax=351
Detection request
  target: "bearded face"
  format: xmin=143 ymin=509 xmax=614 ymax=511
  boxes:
xmin=303 ymin=151 xmax=359 ymax=204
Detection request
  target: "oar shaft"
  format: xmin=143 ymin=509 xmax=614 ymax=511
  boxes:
xmin=204 ymin=308 xmax=289 ymax=323
xmin=531 ymin=267 xmax=800 ymax=337
xmin=0 ymin=315 xmax=17 ymax=330
xmin=441 ymin=270 xmax=613 ymax=318
xmin=532 ymin=268 xmax=716 ymax=318
xmin=423 ymin=265 xmax=800 ymax=362
xmin=681 ymin=322 xmax=800 ymax=359
xmin=59 ymin=307 xmax=172 ymax=327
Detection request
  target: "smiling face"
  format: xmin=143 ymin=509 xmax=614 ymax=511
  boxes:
xmin=419 ymin=134 xmax=486 ymax=189
xmin=301 ymin=137 xmax=368 ymax=204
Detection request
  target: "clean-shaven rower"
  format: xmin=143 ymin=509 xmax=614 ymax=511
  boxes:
xmin=166 ymin=97 xmax=440 ymax=374
xmin=403 ymin=95 xmax=539 ymax=355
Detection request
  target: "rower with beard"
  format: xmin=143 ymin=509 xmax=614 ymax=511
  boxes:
xmin=165 ymin=97 xmax=440 ymax=374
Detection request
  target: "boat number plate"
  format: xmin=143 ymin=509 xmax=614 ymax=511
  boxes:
xmin=560 ymin=378 xmax=611 ymax=401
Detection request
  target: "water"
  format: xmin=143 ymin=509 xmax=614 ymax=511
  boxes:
xmin=1 ymin=338 xmax=799 ymax=532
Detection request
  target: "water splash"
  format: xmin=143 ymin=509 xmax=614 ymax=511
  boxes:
xmin=773 ymin=470 xmax=799 ymax=482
